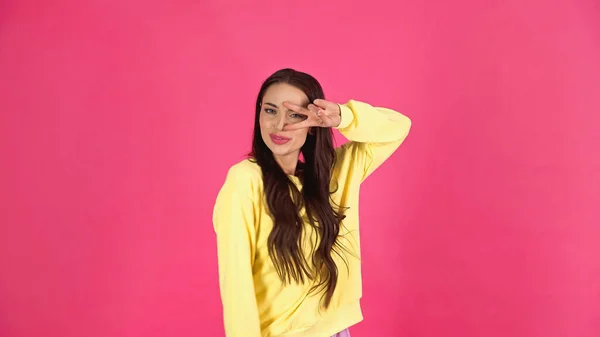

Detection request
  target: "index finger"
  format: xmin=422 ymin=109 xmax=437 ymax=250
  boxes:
xmin=282 ymin=101 xmax=308 ymax=113
xmin=313 ymin=99 xmax=341 ymax=113
xmin=283 ymin=100 xmax=321 ymax=121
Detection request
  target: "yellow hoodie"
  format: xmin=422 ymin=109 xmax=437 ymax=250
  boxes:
xmin=213 ymin=100 xmax=411 ymax=337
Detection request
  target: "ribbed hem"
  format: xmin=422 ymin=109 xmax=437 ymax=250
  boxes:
xmin=276 ymin=300 xmax=363 ymax=337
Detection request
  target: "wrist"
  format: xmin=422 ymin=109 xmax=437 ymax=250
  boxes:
xmin=334 ymin=104 xmax=342 ymax=128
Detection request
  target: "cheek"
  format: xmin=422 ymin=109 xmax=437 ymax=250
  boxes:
xmin=259 ymin=115 xmax=269 ymax=131
xmin=293 ymin=128 xmax=309 ymax=141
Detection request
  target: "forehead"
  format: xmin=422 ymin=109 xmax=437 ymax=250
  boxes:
xmin=262 ymin=83 xmax=309 ymax=106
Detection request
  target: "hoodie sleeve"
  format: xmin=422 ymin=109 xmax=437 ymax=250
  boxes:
xmin=334 ymin=99 xmax=412 ymax=182
xmin=213 ymin=165 xmax=262 ymax=337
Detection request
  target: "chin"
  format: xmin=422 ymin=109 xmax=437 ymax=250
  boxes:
xmin=270 ymin=147 xmax=293 ymax=157
xmin=266 ymin=143 xmax=294 ymax=157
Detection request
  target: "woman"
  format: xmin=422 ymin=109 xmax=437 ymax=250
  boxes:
xmin=213 ymin=68 xmax=411 ymax=337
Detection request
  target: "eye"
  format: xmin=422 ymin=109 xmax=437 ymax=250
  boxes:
xmin=264 ymin=108 xmax=276 ymax=114
xmin=290 ymin=113 xmax=307 ymax=120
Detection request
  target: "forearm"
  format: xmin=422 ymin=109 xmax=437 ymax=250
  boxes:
xmin=336 ymin=100 xmax=411 ymax=144
xmin=216 ymin=234 xmax=262 ymax=337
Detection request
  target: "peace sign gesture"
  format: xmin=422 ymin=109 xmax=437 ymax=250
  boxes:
xmin=282 ymin=99 xmax=342 ymax=131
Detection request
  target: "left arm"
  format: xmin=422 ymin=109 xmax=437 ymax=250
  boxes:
xmin=283 ymin=99 xmax=411 ymax=181
xmin=335 ymin=99 xmax=411 ymax=180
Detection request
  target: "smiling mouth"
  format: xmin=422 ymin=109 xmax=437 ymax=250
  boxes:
xmin=269 ymin=134 xmax=291 ymax=145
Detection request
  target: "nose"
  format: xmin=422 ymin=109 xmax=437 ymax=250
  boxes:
xmin=275 ymin=114 xmax=290 ymax=131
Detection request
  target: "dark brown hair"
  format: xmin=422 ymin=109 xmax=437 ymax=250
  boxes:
xmin=249 ymin=68 xmax=347 ymax=308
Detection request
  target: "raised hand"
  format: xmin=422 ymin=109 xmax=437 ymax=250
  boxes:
xmin=282 ymin=99 xmax=341 ymax=131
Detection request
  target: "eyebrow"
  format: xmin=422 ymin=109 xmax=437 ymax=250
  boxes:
xmin=264 ymin=102 xmax=278 ymax=108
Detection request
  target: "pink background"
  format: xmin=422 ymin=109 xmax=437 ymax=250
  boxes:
xmin=1 ymin=0 xmax=599 ymax=336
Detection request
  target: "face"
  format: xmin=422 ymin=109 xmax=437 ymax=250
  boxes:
xmin=259 ymin=82 xmax=310 ymax=160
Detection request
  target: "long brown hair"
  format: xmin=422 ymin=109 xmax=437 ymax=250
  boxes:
xmin=249 ymin=68 xmax=347 ymax=308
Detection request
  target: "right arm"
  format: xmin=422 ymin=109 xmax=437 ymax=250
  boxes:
xmin=213 ymin=166 xmax=262 ymax=337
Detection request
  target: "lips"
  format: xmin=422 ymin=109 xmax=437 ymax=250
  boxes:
xmin=269 ymin=134 xmax=291 ymax=145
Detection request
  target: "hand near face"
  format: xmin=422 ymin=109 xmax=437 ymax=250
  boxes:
xmin=282 ymin=99 xmax=341 ymax=131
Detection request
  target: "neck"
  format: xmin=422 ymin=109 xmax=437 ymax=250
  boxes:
xmin=274 ymin=152 xmax=299 ymax=176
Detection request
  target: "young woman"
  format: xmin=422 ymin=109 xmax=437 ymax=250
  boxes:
xmin=213 ymin=68 xmax=411 ymax=337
